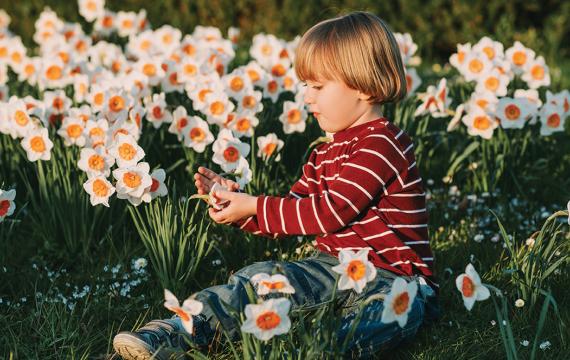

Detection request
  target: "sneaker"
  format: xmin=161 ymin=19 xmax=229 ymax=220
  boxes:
xmin=113 ymin=319 xmax=189 ymax=360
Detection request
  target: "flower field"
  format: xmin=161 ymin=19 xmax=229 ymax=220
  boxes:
xmin=0 ymin=2 xmax=569 ymax=359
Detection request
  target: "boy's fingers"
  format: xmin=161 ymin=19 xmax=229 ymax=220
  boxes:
xmin=198 ymin=167 xmax=219 ymax=181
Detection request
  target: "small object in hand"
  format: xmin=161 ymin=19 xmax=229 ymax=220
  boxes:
xmin=189 ymin=183 xmax=230 ymax=209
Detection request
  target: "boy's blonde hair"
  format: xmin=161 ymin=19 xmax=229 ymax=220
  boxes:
xmin=295 ymin=11 xmax=407 ymax=105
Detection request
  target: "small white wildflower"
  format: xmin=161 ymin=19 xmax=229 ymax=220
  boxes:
xmin=515 ymin=299 xmax=525 ymax=308
xmin=520 ymin=340 xmax=529 ymax=347
xmin=525 ymin=238 xmax=535 ymax=247
xmin=539 ymin=340 xmax=551 ymax=350
xmin=133 ymin=257 xmax=148 ymax=271
xmin=474 ymin=234 xmax=484 ymax=243
xmin=490 ymin=320 xmax=496 ymax=326
xmin=491 ymin=234 xmax=501 ymax=243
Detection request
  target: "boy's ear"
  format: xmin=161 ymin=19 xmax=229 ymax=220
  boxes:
xmin=357 ymin=90 xmax=373 ymax=101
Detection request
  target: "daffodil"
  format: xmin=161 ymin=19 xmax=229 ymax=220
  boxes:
xmin=240 ymin=298 xmax=291 ymax=341
xmin=332 ymin=248 xmax=377 ymax=294
xmin=505 ymin=41 xmax=535 ymax=75
xmin=279 ymin=101 xmax=307 ymax=134
xmin=83 ymin=175 xmax=115 ymax=207
xmin=212 ymin=129 xmax=250 ymax=172
xmin=113 ymin=162 xmax=153 ymax=206
xmin=0 ymin=188 xmax=16 ymax=222
xmin=495 ymin=97 xmax=535 ymax=129
xmin=461 ymin=106 xmax=498 ymax=140
xmin=539 ymin=102 xmax=565 ymax=136
xmin=78 ymin=0 xmax=104 ymax=22
xmin=144 ymin=92 xmax=172 ymax=129
xmin=381 ymin=277 xmax=418 ymax=328
xmin=522 ymin=56 xmax=550 ymax=89
xmin=455 ymin=263 xmax=490 ymax=311
xmin=21 ymin=128 xmax=53 ymax=162
xmin=108 ymin=133 xmax=145 ymax=168
xmin=182 ymin=116 xmax=214 ymax=153
xmin=147 ymin=168 xmax=168 ymax=199
xmin=250 ymin=273 xmax=296 ymax=295
xmin=78 ymin=147 xmax=115 ymax=178
xmin=57 ymin=116 xmax=87 ymax=147
xmin=256 ymin=133 xmax=284 ymax=162
xmin=163 ymin=289 xmax=203 ymax=334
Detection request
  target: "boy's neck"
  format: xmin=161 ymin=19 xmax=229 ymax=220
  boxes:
xmin=347 ymin=103 xmax=384 ymax=129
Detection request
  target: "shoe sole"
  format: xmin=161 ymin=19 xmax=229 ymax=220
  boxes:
xmin=113 ymin=333 xmax=165 ymax=360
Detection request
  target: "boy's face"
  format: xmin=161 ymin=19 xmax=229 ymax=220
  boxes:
xmin=303 ymin=78 xmax=372 ymax=133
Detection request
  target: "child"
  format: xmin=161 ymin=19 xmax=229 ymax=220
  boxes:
xmin=114 ymin=11 xmax=440 ymax=359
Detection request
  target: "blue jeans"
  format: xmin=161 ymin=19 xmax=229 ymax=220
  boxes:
xmin=177 ymin=251 xmax=440 ymax=357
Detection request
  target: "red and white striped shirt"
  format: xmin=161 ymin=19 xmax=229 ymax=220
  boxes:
xmin=236 ymin=118 xmax=437 ymax=290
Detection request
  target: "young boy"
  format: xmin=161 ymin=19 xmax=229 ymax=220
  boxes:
xmin=114 ymin=11 xmax=439 ymax=359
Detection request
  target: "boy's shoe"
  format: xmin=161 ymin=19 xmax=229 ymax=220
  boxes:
xmin=113 ymin=319 xmax=189 ymax=360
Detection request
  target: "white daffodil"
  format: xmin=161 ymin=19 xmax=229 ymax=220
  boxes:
xmin=208 ymin=182 xmax=229 ymax=210
xmin=182 ymin=116 xmax=214 ymax=153
xmin=546 ymin=90 xmax=570 ymax=117
xmin=279 ymin=101 xmax=307 ymax=134
xmin=472 ymin=36 xmax=504 ymax=62
xmin=234 ymin=157 xmax=253 ymax=189
xmin=108 ymin=133 xmax=145 ymax=168
xmin=78 ymin=147 xmax=115 ymax=178
xmin=394 ymin=32 xmax=418 ymax=65
xmin=455 ymin=263 xmax=490 ymax=311
xmin=243 ymin=60 xmax=268 ymax=88
xmin=144 ymin=92 xmax=173 ymax=129
xmin=461 ymin=51 xmax=493 ymax=82
xmin=331 ymin=248 xmax=377 ymax=294
xmin=405 ymin=67 xmax=422 ymax=96
xmin=203 ymin=91 xmax=235 ymax=126
xmin=229 ymin=113 xmax=259 ymax=138
xmin=449 ymin=43 xmax=472 ymax=71
xmin=147 ymin=168 xmax=168 ymax=200
xmin=505 ymin=41 xmax=535 ymax=75
xmin=7 ymin=97 xmax=36 ymax=138
xmin=168 ymin=106 xmax=190 ymax=141
xmin=250 ymin=273 xmax=295 ymax=295
xmin=223 ymin=69 xmax=253 ymax=99
xmin=136 ymin=56 xmax=165 ymax=86
xmin=447 ymin=104 xmax=465 ymax=132
xmin=262 ymin=77 xmax=283 ymax=103
xmin=78 ymin=0 xmax=104 ymax=22
xmin=163 ymin=289 xmax=203 ymax=335
xmin=57 ymin=116 xmax=87 ymax=147
xmin=539 ymin=103 xmax=565 ymax=136
xmin=522 ymin=56 xmax=550 ymax=89
xmin=0 ymin=188 xmax=16 ymax=222
xmin=212 ymin=129 xmax=250 ymax=172
xmin=414 ymin=78 xmax=451 ymax=118
xmin=256 ymin=133 xmax=284 ymax=162
xmin=475 ymin=68 xmax=509 ymax=97
xmin=83 ymin=176 xmax=115 ymax=207
xmin=21 ymin=128 xmax=54 ymax=162
xmin=462 ymin=106 xmax=498 ymax=140
xmin=236 ymin=90 xmax=264 ymax=114
xmin=466 ymin=90 xmax=499 ymax=114
xmin=249 ymin=33 xmax=282 ymax=71
xmin=85 ymin=118 xmax=109 ymax=148
xmin=241 ymin=298 xmax=291 ymax=341
xmin=495 ymin=97 xmax=535 ymax=129
xmin=103 ymin=87 xmax=133 ymax=123
xmin=381 ymin=277 xmax=418 ymax=328
xmin=113 ymin=162 xmax=153 ymax=206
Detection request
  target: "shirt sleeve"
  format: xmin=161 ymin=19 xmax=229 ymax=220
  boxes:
xmin=230 ymin=160 xmax=312 ymax=238
xmin=254 ymin=136 xmax=409 ymax=236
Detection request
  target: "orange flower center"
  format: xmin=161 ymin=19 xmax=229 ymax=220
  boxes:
xmin=177 ymin=117 xmax=188 ymax=131
xmin=0 ymin=200 xmax=10 ymax=216
xmin=123 ymin=172 xmax=141 ymax=188
xmin=512 ymin=51 xmax=527 ymax=66
xmin=183 ymin=44 xmax=196 ymax=56
xmin=92 ymin=179 xmax=109 ymax=197
xmin=88 ymin=154 xmax=105 ymax=171
xmin=30 ymin=136 xmax=46 ymax=152
xmin=190 ymin=127 xmax=205 ymax=141
xmin=287 ymin=109 xmax=301 ymax=124
xmin=457 ymin=51 xmax=465 ymax=63
xmin=484 ymin=77 xmax=499 ymax=91
xmin=118 ymin=143 xmax=136 ymax=160
xmin=210 ymin=101 xmax=225 ymax=116
xmin=150 ymin=178 xmax=160 ymax=192
xmin=393 ymin=292 xmax=410 ymax=315
xmin=169 ymin=72 xmax=179 ymax=85
xmin=264 ymin=143 xmax=277 ymax=156
xmin=461 ymin=276 xmax=475 ymax=297
xmin=531 ymin=65 xmax=544 ymax=80
xmin=468 ymin=59 xmax=483 ymax=74
xmin=247 ymin=69 xmax=260 ymax=83
xmin=261 ymin=44 xmax=272 ymax=56
xmin=267 ymin=80 xmax=278 ymax=93
xmin=346 ymin=260 xmax=366 ymax=281
xmin=93 ymin=93 xmax=104 ymax=106
xmin=46 ymin=65 xmax=62 ymax=80
xmin=152 ymin=106 xmax=163 ymax=119
xmin=547 ymin=113 xmax=560 ymax=128
xmin=473 ymin=116 xmax=491 ymax=130
xmin=198 ymin=89 xmax=212 ymax=102
xmin=230 ymin=77 xmax=244 ymax=92
xmin=242 ymin=96 xmax=256 ymax=109
xmin=184 ymin=64 xmax=197 ymax=75
xmin=173 ymin=307 xmax=190 ymax=322
xmin=86 ymin=1 xmax=97 ymax=11
xmin=504 ymin=104 xmax=521 ymax=120
xmin=14 ymin=110 xmax=29 ymax=126
xmin=482 ymin=46 xmax=495 ymax=60
xmin=236 ymin=118 xmax=250 ymax=132
xmin=24 ymin=64 xmax=35 ymax=76
xmin=109 ymin=95 xmax=125 ymax=112
xmin=67 ymin=124 xmax=83 ymax=138
xmin=256 ymin=311 xmax=281 ymax=330
xmin=142 ymin=63 xmax=156 ymax=77
xmin=476 ymin=99 xmax=489 ymax=109
xmin=260 ymin=281 xmax=285 ymax=290
xmin=271 ymin=64 xmax=286 ymax=77
xmin=223 ymin=146 xmax=240 ymax=162
xmin=102 ymin=16 xmax=113 ymax=28
xmin=89 ymin=127 xmax=105 ymax=138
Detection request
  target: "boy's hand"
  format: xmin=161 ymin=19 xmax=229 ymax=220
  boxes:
xmin=193 ymin=166 xmax=240 ymax=195
xmin=208 ymin=190 xmax=257 ymax=224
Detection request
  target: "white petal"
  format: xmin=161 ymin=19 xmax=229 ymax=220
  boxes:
xmin=476 ymin=284 xmax=490 ymax=301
